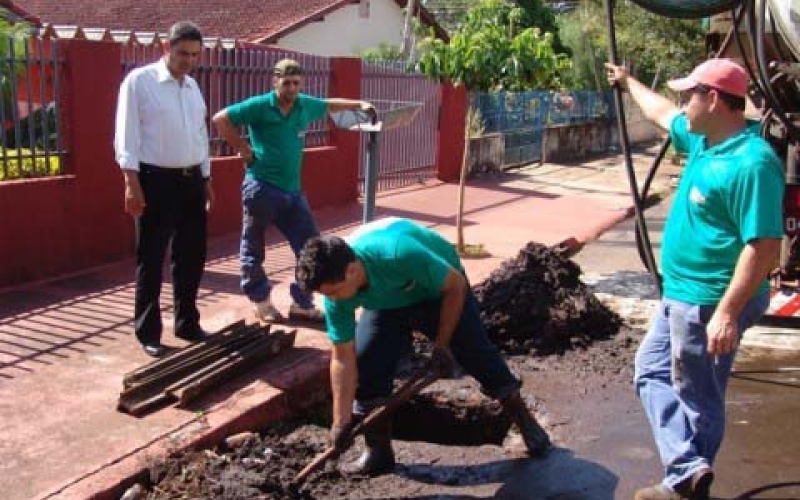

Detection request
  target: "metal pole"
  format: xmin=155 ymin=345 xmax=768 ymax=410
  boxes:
xmin=363 ymin=130 xmax=380 ymax=223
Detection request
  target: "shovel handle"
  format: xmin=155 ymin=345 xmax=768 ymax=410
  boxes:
xmin=292 ymin=370 xmax=437 ymax=485
xmin=294 ymin=446 xmax=341 ymax=484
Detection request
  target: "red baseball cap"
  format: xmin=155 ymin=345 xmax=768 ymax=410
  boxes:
xmin=667 ymin=58 xmax=748 ymax=98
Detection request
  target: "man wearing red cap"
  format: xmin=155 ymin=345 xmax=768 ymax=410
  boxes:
xmin=606 ymin=59 xmax=784 ymax=500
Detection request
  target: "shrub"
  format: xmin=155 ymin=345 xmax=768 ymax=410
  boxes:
xmin=0 ymin=148 xmax=61 ymax=180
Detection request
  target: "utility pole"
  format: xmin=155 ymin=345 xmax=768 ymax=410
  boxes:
xmin=401 ymin=0 xmax=416 ymax=58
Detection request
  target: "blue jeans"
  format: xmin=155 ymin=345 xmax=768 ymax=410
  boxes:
xmin=239 ymin=178 xmax=319 ymax=307
xmin=353 ymin=291 xmax=521 ymax=412
xmin=634 ymin=292 xmax=768 ymax=490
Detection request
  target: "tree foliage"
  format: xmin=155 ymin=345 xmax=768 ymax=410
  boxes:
xmin=359 ymin=42 xmax=406 ymax=63
xmin=415 ymin=0 xmax=570 ymax=91
xmin=413 ymin=0 xmax=570 ymax=254
xmin=514 ymin=0 xmax=571 ymax=56
xmin=0 ymin=10 xmax=34 ymax=146
xmin=558 ymin=0 xmax=706 ymax=90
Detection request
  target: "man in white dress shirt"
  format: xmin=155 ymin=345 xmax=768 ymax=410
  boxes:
xmin=114 ymin=21 xmax=213 ymax=357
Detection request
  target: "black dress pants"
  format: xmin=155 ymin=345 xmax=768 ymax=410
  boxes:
xmin=134 ymin=166 xmax=207 ymax=345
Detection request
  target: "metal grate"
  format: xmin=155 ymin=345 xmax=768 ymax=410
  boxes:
xmin=0 ymin=36 xmax=64 ymax=181
xmin=359 ymin=61 xmax=440 ymax=192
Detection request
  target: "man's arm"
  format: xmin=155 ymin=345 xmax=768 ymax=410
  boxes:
xmin=707 ymin=238 xmax=781 ymax=355
xmin=435 ymin=269 xmax=468 ymax=348
xmin=330 ymin=340 xmax=358 ymax=427
xmin=211 ymin=109 xmax=254 ymax=163
xmin=605 ymin=63 xmax=680 ymax=131
xmin=326 ymin=98 xmax=374 ymax=114
xmin=114 ymin=75 xmax=146 ymax=217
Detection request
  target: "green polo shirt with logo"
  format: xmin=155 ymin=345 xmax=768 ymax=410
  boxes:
xmin=661 ymin=114 xmax=784 ymax=304
xmin=226 ymin=91 xmax=328 ymax=192
xmin=324 ymin=218 xmax=465 ymax=344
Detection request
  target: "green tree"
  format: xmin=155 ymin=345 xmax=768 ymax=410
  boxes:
xmin=514 ymin=0 xmax=571 ymax=56
xmin=359 ymin=42 xmax=406 ymax=63
xmin=559 ymin=0 xmax=705 ymax=91
xmin=416 ymin=0 xmax=569 ymax=253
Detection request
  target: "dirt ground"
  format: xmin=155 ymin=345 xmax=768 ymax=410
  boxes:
xmin=139 ymin=244 xmax=647 ymax=500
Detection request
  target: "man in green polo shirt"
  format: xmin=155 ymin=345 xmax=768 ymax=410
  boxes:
xmin=213 ymin=58 xmax=375 ymax=324
xmin=606 ymin=59 xmax=784 ymax=500
xmin=296 ymin=217 xmax=552 ymax=475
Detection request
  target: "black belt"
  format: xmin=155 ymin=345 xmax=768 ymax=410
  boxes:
xmin=140 ymin=162 xmax=201 ymax=177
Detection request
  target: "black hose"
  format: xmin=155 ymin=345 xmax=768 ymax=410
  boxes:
xmin=634 ymin=136 xmax=671 ymax=274
xmin=604 ymin=0 xmax=663 ymax=294
xmin=639 ymin=136 xmax=670 ymax=204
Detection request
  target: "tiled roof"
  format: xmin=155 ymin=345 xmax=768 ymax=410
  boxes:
xmin=15 ymin=0 xmax=447 ymax=42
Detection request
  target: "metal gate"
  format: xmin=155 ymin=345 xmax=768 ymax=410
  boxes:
xmin=359 ymin=62 xmax=441 ymax=192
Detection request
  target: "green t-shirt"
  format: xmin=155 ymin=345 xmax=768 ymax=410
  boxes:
xmin=324 ymin=218 xmax=464 ymax=344
xmin=226 ymin=91 xmax=328 ymax=192
xmin=661 ymin=114 xmax=784 ymax=304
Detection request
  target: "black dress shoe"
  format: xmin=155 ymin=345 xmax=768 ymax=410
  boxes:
xmin=142 ymin=343 xmax=166 ymax=357
xmin=175 ymin=328 xmax=208 ymax=342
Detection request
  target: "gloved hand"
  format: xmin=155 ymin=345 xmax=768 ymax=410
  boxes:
xmin=429 ymin=344 xmax=455 ymax=378
xmin=328 ymin=415 xmax=362 ymax=451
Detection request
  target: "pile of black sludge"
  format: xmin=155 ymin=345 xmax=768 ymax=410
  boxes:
xmin=473 ymin=242 xmax=622 ymax=355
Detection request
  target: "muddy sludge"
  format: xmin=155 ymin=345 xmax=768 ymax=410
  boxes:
xmin=474 ymin=241 xmax=623 ymax=355
xmin=145 ymin=420 xmax=349 ymax=500
xmin=143 ymin=390 xmax=510 ymax=500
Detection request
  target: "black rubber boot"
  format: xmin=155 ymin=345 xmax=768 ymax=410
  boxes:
xmin=341 ymin=418 xmax=395 ymax=475
xmin=500 ymin=391 xmax=552 ymax=457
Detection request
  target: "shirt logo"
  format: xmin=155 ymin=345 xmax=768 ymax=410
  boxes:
xmin=689 ymin=186 xmax=706 ymax=205
xmin=401 ymin=279 xmax=417 ymax=291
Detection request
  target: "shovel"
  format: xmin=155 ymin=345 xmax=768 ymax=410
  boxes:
xmin=293 ymin=368 xmax=439 ymax=485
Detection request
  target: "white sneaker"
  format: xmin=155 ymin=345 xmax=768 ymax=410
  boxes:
xmin=253 ymin=299 xmax=284 ymax=323
xmin=288 ymin=303 xmax=325 ymax=323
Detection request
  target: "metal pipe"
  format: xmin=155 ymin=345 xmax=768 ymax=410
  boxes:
xmin=363 ymin=130 xmax=380 ymax=223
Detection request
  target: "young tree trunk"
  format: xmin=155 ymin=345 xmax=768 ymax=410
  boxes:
xmin=455 ymin=107 xmax=470 ymax=253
